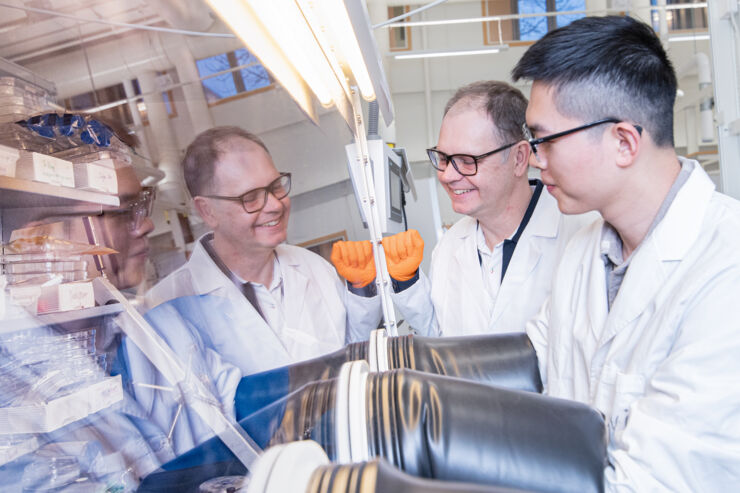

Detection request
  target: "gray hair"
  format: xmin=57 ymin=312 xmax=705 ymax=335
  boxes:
xmin=443 ymin=80 xmax=528 ymax=146
xmin=182 ymin=126 xmax=270 ymax=197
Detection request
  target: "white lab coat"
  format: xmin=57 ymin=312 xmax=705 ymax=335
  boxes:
xmin=145 ymin=238 xmax=381 ymax=375
xmin=526 ymin=160 xmax=740 ymax=492
xmin=395 ymin=187 xmax=595 ymax=336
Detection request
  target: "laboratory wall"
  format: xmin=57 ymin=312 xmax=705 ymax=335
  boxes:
xmin=6 ymin=0 xmax=721 ymax=275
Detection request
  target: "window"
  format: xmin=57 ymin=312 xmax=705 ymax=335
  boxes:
xmin=482 ymin=0 xmax=585 ymax=44
xmin=195 ymin=48 xmax=273 ymax=105
xmin=388 ymin=5 xmax=412 ymax=51
xmin=650 ymin=0 xmax=707 ymax=32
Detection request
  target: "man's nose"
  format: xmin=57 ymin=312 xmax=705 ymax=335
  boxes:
xmin=132 ymin=215 xmax=154 ymax=236
xmin=438 ymin=162 xmax=464 ymax=183
xmin=262 ymin=190 xmax=284 ymax=212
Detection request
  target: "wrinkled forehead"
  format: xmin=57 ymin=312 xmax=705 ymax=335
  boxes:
xmin=213 ymin=137 xmax=278 ymax=187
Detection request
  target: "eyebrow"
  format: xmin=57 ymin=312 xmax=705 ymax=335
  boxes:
xmin=526 ymin=122 xmax=547 ymax=135
xmin=118 ymin=193 xmax=139 ymax=203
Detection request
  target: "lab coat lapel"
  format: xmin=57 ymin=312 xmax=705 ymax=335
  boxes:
xmin=597 ymin=162 xmax=715 ymax=349
xmin=279 ymin=248 xmax=309 ymax=333
xmin=187 ymin=237 xmax=293 ymax=369
xmin=452 ymin=219 xmax=490 ymax=332
xmin=491 ymin=190 xmax=559 ymax=325
xmin=186 ymin=239 xmax=235 ymax=297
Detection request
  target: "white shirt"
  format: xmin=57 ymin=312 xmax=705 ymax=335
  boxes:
xmin=475 ymin=222 xmax=509 ymax=313
xmin=236 ymin=256 xmax=286 ymax=339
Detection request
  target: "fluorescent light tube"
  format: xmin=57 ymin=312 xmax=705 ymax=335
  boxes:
xmin=204 ymin=0 xmax=316 ymax=121
xmin=395 ymin=47 xmax=506 ymax=60
xmin=668 ymin=33 xmax=710 ymax=42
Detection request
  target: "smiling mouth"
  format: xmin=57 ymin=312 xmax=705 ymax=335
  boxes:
xmin=452 ymin=189 xmax=474 ymax=195
xmin=257 ymin=217 xmax=282 ymax=227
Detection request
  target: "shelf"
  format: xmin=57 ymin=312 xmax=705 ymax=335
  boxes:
xmin=0 ymin=175 xmax=119 ymax=209
xmin=0 ymin=303 xmax=124 ymax=334
xmin=0 ymin=375 xmax=123 ymax=436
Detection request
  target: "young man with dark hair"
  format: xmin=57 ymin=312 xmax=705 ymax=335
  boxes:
xmin=513 ymin=15 xmax=740 ymax=490
xmin=146 ymin=126 xmax=382 ymax=375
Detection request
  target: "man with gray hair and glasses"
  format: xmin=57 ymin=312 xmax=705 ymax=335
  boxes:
xmin=514 ymin=15 xmax=740 ymax=490
xmin=394 ymin=80 xmax=593 ymax=336
xmin=146 ymin=126 xmax=382 ymax=376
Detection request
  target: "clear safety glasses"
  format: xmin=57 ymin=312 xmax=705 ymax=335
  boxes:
xmin=102 ymin=187 xmax=157 ymax=231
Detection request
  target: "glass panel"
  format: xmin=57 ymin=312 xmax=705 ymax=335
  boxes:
xmin=483 ymin=0 xmax=516 ymax=44
xmin=518 ymin=0 xmax=548 ymax=41
xmin=556 ymin=0 xmax=586 ymax=28
xmin=196 ymin=53 xmax=238 ymax=102
xmin=234 ymin=49 xmax=272 ymax=93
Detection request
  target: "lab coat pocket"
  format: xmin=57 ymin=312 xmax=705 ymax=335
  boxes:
xmin=610 ymin=371 xmax=646 ymax=438
xmin=281 ymin=325 xmax=343 ymax=363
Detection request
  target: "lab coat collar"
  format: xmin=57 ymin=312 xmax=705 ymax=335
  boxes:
xmin=527 ymin=187 xmax=561 ymax=239
xmin=453 ymin=183 xmax=561 ymax=244
xmin=651 ymin=158 xmax=714 ymax=261
xmin=594 ymin=159 xmax=714 ymax=348
xmin=186 ymin=233 xmax=235 ymax=296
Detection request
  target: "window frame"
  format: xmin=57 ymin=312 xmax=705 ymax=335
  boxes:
xmin=481 ymin=0 xmax=586 ymax=45
xmin=388 ymin=5 xmax=412 ymax=52
xmin=195 ymin=48 xmax=275 ymax=107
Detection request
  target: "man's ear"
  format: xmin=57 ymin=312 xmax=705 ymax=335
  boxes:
xmin=613 ymin=123 xmax=641 ymax=170
xmin=512 ymin=140 xmax=532 ymax=178
xmin=193 ymin=196 xmax=219 ymax=230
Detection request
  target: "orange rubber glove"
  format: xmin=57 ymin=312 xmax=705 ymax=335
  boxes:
xmin=382 ymin=229 xmax=424 ymax=282
xmin=331 ymin=240 xmax=376 ymax=288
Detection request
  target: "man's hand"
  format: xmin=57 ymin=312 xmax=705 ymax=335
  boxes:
xmin=382 ymin=229 xmax=424 ymax=281
xmin=331 ymin=240 xmax=376 ymax=288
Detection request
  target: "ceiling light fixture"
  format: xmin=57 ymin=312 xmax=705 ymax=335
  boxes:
xmin=394 ymin=45 xmax=508 ymax=60
xmin=668 ymin=33 xmax=710 ymax=42
xmin=204 ymin=0 xmax=391 ymax=126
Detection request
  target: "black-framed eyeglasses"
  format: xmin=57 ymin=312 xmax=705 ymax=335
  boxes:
xmin=522 ymin=118 xmax=643 ymax=161
xmin=202 ymin=172 xmax=292 ymax=213
xmin=103 ymin=186 xmax=157 ymax=231
xmin=426 ymin=141 xmax=519 ymax=176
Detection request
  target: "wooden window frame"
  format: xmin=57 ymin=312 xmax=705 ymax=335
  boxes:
xmin=196 ymin=49 xmax=274 ymax=107
xmin=482 ymin=0 xmax=582 ymax=45
xmin=388 ymin=5 xmax=412 ymax=52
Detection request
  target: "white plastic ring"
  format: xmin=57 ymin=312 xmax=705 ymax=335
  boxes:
xmin=376 ymin=329 xmax=389 ymax=372
xmin=334 ymin=360 xmax=370 ymax=463
xmin=245 ymin=441 xmax=329 ymax=493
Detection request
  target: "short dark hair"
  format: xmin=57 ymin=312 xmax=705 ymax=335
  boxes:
xmin=511 ymin=15 xmax=677 ymax=147
xmin=444 ymin=80 xmax=528 ymax=145
xmin=182 ymin=126 xmax=270 ymax=197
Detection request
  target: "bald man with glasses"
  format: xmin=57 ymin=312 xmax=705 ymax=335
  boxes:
xmin=145 ymin=126 xmax=382 ymax=376
xmin=394 ymin=80 xmax=595 ymax=337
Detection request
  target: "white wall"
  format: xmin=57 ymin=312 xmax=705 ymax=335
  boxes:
xmin=16 ymin=0 xmax=721 ymax=261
